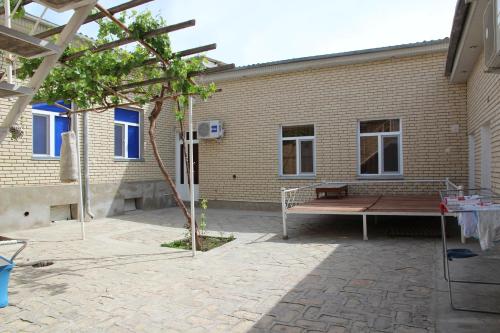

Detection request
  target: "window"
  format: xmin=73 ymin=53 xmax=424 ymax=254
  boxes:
xmin=32 ymin=102 xmax=70 ymax=158
xmin=280 ymin=125 xmax=315 ymax=176
xmin=114 ymin=108 xmax=141 ymax=159
xmin=358 ymin=119 xmax=401 ymax=176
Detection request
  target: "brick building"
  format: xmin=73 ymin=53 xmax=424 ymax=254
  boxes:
xmin=1 ymin=0 xmax=499 ymax=232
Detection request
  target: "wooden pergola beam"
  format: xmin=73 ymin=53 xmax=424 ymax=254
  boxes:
xmin=176 ymin=43 xmax=216 ymax=57
xmin=114 ymin=64 xmax=235 ymax=91
xmin=124 ymin=43 xmax=219 ymax=69
xmin=71 ymin=88 xmax=223 ymax=114
xmin=0 ymin=0 xmax=32 ymax=15
xmin=34 ymin=0 xmax=154 ymax=39
xmin=62 ymin=19 xmax=196 ymax=62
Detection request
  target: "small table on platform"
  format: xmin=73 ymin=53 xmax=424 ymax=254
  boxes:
xmin=315 ymin=184 xmax=348 ymax=199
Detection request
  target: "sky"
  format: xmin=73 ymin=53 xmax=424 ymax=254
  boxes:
xmin=24 ymin=0 xmax=458 ymax=66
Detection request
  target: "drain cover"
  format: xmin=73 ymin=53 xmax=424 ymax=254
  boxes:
xmin=32 ymin=261 xmax=54 ymax=268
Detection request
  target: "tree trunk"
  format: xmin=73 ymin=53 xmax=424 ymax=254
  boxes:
xmin=148 ymin=94 xmax=202 ymax=249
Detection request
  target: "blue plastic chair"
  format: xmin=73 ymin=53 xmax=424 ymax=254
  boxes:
xmin=0 ymin=240 xmax=27 ymax=308
xmin=0 ymin=257 xmax=14 ymax=308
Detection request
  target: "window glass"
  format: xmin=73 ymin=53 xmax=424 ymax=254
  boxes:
xmin=360 ymin=136 xmax=378 ymax=174
xmin=114 ymin=108 xmax=141 ymax=159
xmin=115 ymin=108 xmax=140 ymax=123
xmin=33 ymin=115 xmax=48 ymax=155
xmin=32 ymin=102 xmax=69 ymax=157
xmin=282 ymin=125 xmax=314 ymax=137
xmin=114 ymin=124 xmax=124 ymax=157
xmin=282 ymin=140 xmax=297 ymax=175
xmin=54 ymin=116 xmax=70 ymax=157
xmin=300 ymin=140 xmax=314 ymax=173
xmin=383 ymin=136 xmax=399 ymax=173
xmin=360 ymin=119 xmax=399 ymax=133
xmin=127 ymin=125 xmax=140 ymax=158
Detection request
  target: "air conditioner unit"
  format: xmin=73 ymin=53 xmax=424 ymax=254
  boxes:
xmin=198 ymin=120 xmax=223 ymax=139
xmin=484 ymin=0 xmax=500 ymax=70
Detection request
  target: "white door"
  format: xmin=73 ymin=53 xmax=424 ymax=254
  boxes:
xmin=480 ymin=125 xmax=492 ymax=189
xmin=468 ymin=135 xmax=475 ymax=189
xmin=176 ymin=131 xmax=199 ymax=201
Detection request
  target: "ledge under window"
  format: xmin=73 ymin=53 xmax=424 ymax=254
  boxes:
xmin=279 ymin=175 xmax=317 ymax=180
xmin=114 ymin=158 xmax=145 ymax=162
xmin=32 ymin=156 xmax=60 ymax=161
xmin=357 ymin=175 xmax=404 ymax=181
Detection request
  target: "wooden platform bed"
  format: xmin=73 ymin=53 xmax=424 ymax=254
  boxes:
xmin=281 ymin=180 xmax=455 ymax=240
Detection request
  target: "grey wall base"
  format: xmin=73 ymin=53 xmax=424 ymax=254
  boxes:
xmin=207 ymin=200 xmax=281 ymax=211
xmin=0 ymin=180 xmax=174 ymax=233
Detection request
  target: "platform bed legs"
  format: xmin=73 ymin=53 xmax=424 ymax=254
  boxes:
xmin=363 ymin=214 xmax=368 ymax=240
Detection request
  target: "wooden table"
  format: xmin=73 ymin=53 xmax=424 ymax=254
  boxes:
xmin=315 ymin=184 xmax=348 ymax=199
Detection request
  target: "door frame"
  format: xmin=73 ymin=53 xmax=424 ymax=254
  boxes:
xmin=468 ymin=134 xmax=475 ymax=189
xmin=175 ymin=132 xmax=199 ymax=201
xmin=480 ymin=124 xmax=492 ymax=189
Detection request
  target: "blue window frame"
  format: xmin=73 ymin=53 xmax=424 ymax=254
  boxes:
xmin=32 ymin=101 xmax=70 ymax=158
xmin=114 ymin=108 xmax=141 ymax=159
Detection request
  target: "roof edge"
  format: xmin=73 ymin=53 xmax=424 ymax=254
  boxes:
xmin=203 ymin=38 xmax=449 ymax=82
xmin=445 ymin=0 xmax=470 ymax=76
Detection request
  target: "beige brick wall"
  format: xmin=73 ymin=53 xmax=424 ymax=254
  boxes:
xmin=0 ymin=101 xmax=175 ymax=187
xmin=188 ymin=51 xmax=468 ymax=203
xmin=467 ymin=51 xmax=500 ymax=192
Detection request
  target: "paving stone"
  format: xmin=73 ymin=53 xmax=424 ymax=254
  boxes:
xmin=327 ymin=326 xmax=347 ymax=333
xmin=373 ymin=316 xmax=393 ymax=331
xmin=394 ymin=325 xmax=428 ymax=333
xmin=351 ymin=321 xmax=370 ymax=333
xmin=295 ymin=319 xmax=328 ymax=331
xmin=1 ymin=208 xmax=498 ymax=332
xmin=303 ymin=306 xmax=321 ymax=320
xmin=396 ymin=311 xmax=412 ymax=324
xmin=271 ymin=323 xmax=304 ymax=333
xmin=317 ymin=314 xmax=350 ymax=326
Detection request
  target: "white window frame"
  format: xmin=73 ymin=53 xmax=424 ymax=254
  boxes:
xmin=114 ymin=123 xmax=126 ymax=158
xmin=114 ymin=108 xmax=142 ymax=160
xmin=357 ymin=119 xmax=403 ymax=177
xmin=32 ymin=109 xmax=68 ymax=158
xmin=279 ymin=125 xmax=316 ymax=177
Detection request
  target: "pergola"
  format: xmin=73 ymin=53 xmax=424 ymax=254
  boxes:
xmin=0 ymin=0 xmax=234 ymax=255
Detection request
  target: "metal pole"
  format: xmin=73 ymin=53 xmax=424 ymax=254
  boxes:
xmin=4 ymin=0 xmax=12 ymax=83
xmin=72 ymin=103 xmax=85 ymax=240
xmin=363 ymin=214 xmax=368 ymax=240
xmin=281 ymin=188 xmax=288 ymax=239
xmin=189 ymin=96 xmax=196 ymax=256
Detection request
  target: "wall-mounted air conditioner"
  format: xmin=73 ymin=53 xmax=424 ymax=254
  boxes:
xmin=484 ymin=0 xmax=500 ymax=70
xmin=198 ymin=120 xmax=223 ymax=139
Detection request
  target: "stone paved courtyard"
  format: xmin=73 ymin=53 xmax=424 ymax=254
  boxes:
xmin=2 ymin=208 xmax=500 ymax=332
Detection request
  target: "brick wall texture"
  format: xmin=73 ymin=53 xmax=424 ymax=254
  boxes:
xmin=0 ymin=101 xmax=174 ymax=187
xmin=189 ymin=51 xmax=468 ymax=203
xmin=467 ymin=50 xmax=500 ymax=192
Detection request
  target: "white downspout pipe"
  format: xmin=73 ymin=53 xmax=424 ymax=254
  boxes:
xmin=189 ymin=96 xmax=196 ymax=256
xmin=72 ymin=103 xmax=85 ymax=240
xmin=4 ymin=0 xmax=12 ymax=84
xmin=83 ymin=111 xmax=94 ymax=220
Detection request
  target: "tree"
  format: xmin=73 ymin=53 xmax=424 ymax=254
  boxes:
xmin=17 ymin=9 xmax=217 ymax=248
